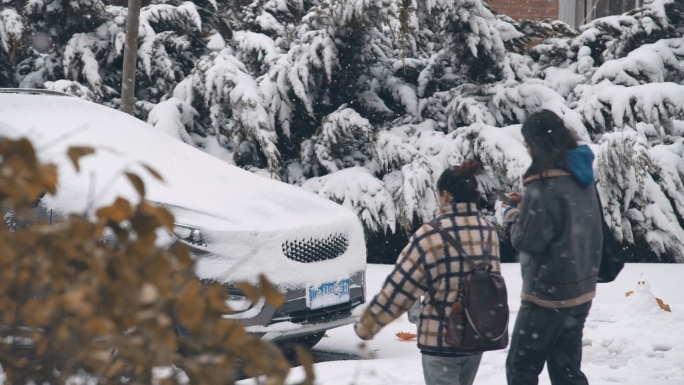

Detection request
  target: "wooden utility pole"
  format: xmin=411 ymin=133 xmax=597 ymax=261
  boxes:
xmin=120 ymin=0 xmax=142 ymax=115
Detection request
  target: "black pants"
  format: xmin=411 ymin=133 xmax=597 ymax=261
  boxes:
xmin=506 ymin=300 xmax=592 ymax=385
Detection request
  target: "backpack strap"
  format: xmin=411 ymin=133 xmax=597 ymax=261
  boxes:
xmin=427 ymin=221 xmax=493 ymax=269
xmin=482 ymin=227 xmax=494 ymax=260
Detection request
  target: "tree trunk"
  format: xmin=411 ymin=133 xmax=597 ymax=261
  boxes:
xmin=120 ymin=0 xmax=142 ymax=115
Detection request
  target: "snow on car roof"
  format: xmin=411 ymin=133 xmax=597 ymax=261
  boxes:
xmin=0 ymin=92 xmax=359 ymax=232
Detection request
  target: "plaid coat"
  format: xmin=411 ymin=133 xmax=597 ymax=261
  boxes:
xmin=355 ymin=202 xmax=501 ymax=355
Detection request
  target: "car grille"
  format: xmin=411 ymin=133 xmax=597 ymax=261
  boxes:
xmin=282 ymin=234 xmax=349 ymax=263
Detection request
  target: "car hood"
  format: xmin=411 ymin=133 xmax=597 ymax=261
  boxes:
xmin=0 ymin=93 xmax=359 ymax=232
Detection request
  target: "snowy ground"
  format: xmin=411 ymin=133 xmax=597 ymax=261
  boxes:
xmin=242 ymin=263 xmax=684 ymax=385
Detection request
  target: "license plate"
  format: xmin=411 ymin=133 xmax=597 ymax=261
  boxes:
xmin=307 ymin=279 xmax=351 ymax=310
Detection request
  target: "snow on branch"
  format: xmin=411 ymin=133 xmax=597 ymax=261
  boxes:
xmin=596 ymin=131 xmax=651 ymax=244
xmin=382 ymin=70 xmax=420 ymax=117
xmin=44 ymin=80 xmax=98 ymax=101
xmin=302 ymin=167 xmax=397 ymax=233
xmin=596 ymin=130 xmax=684 ymax=262
xmin=175 ymin=52 xmax=281 ymax=178
xmin=147 ymin=97 xmax=198 ymax=144
xmin=375 ymin=130 xmax=420 ymax=173
xmin=577 ymin=83 xmax=684 ymax=134
xmin=532 ymin=0 xmax=683 ymax=70
xmin=591 ymin=39 xmax=684 ymax=86
xmin=235 ymin=31 xmax=283 ymax=76
xmin=287 ymin=29 xmax=339 ymax=116
xmin=141 ymin=2 xmax=202 ymax=31
xmin=0 ymin=9 xmax=23 ymax=57
xmin=53 ymin=2 xmax=206 ymax=103
xmin=650 ymin=139 xmax=684 ymax=225
xmin=63 ymin=33 xmax=105 ymax=96
xmin=393 ymin=155 xmax=438 ymax=233
xmin=302 ymin=106 xmax=377 ymax=175
xmin=451 ymin=123 xmax=530 ymax=191
xmin=357 ymin=90 xmax=395 ymax=118
xmin=257 ymin=55 xmax=294 ymax=138
xmin=447 ymin=82 xmax=591 ymax=142
xmin=137 ymin=3 xmax=203 ymax=79
xmin=491 ymin=83 xmax=591 ymax=142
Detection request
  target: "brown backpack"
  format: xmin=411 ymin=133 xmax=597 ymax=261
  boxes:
xmin=427 ymin=222 xmax=509 ymax=352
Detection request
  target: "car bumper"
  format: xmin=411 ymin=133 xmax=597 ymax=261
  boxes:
xmin=257 ymin=315 xmax=359 ymax=342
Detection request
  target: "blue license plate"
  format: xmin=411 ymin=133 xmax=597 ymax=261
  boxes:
xmin=307 ymin=279 xmax=351 ymax=310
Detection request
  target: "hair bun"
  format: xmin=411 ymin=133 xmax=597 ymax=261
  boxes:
xmin=459 ymin=159 xmax=480 ymax=177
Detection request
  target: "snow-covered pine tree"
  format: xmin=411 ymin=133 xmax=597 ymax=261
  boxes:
xmin=149 ymin=0 xmax=528 ymax=240
xmin=5 ymin=0 xmax=213 ymax=119
xmin=10 ymin=0 xmax=684 ymax=263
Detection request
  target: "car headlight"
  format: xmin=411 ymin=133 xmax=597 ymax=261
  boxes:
xmin=225 ymin=288 xmax=254 ymax=313
xmin=173 ymin=223 xmax=205 ymax=246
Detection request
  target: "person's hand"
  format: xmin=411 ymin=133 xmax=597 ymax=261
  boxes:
xmin=507 ymin=192 xmax=523 ymax=207
xmin=354 ymin=322 xmax=373 ymax=341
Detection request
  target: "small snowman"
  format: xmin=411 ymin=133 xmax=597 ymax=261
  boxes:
xmin=625 ymin=276 xmax=672 ymax=313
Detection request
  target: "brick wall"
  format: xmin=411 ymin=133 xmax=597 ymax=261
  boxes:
xmin=486 ymin=0 xmax=559 ymax=21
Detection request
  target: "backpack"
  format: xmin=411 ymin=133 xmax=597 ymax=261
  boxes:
xmin=595 ymin=186 xmax=624 ymax=283
xmin=427 ymin=221 xmax=509 ymax=352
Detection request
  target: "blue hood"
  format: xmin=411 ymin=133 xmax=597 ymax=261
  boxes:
xmin=566 ymin=145 xmax=595 ymax=187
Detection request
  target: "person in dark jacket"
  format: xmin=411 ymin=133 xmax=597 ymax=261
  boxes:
xmin=501 ymin=110 xmax=602 ymax=385
xmin=355 ymin=159 xmax=501 ymax=385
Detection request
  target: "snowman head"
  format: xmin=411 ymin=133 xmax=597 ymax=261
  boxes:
xmin=636 ymin=279 xmax=652 ymax=293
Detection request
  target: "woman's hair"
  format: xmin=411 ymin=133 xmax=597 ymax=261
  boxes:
xmin=521 ymin=109 xmax=579 ymax=178
xmin=437 ymin=159 xmax=481 ymax=203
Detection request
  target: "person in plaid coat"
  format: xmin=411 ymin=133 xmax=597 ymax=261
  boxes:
xmin=355 ymin=159 xmax=501 ymax=385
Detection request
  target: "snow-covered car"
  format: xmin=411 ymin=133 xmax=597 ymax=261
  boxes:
xmin=0 ymin=89 xmax=366 ymax=348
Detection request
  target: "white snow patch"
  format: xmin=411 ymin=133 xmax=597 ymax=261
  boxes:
xmin=241 ymin=263 xmax=684 ymax=385
xmin=207 ymin=32 xmax=226 ymax=51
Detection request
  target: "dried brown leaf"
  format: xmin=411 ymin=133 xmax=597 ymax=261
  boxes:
xmin=38 ymin=163 xmax=58 ymax=194
xmin=61 ymin=290 xmax=94 ymax=317
xmin=236 ymin=282 xmax=262 ymax=304
xmin=656 ymin=297 xmax=672 ymax=312
xmin=131 ymin=211 xmax=159 ymax=239
xmin=34 ymin=333 xmax=49 ymax=356
xmin=67 ymin=146 xmax=95 ymax=172
xmin=396 ymin=332 xmax=417 ymax=340
xmin=174 ymin=280 xmax=206 ymax=333
xmin=260 ymin=274 xmax=285 ymax=308
xmin=21 ymin=299 xmax=55 ymax=326
xmin=294 ymin=345 xmax=315 ymax=385
xmin=142 ymin=163 xmax=164 ymax=182
xmin=153 ymin=206 xmax=175 ymax=231
xmin=211 ymin=320 xmax=248 ymax=347
xmin=140 ymin=202 xmax=175 ymax=231
xmin=84 ymin=317 xmax=116 ymax=336
xmin=206 ymin=284 xmax=231 ymax=314
xmin=96 ymin=197 xmax=133 ymax=223
xmin=126 ymin=172 xmax=145 ymax=198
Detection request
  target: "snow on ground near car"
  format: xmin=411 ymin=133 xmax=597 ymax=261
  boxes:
xmin=242 ymin=263 xmax=684 ymax=385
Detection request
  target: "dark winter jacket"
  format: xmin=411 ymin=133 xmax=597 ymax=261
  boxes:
xmin=504 ymin=145 xmax=602 ymax=308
